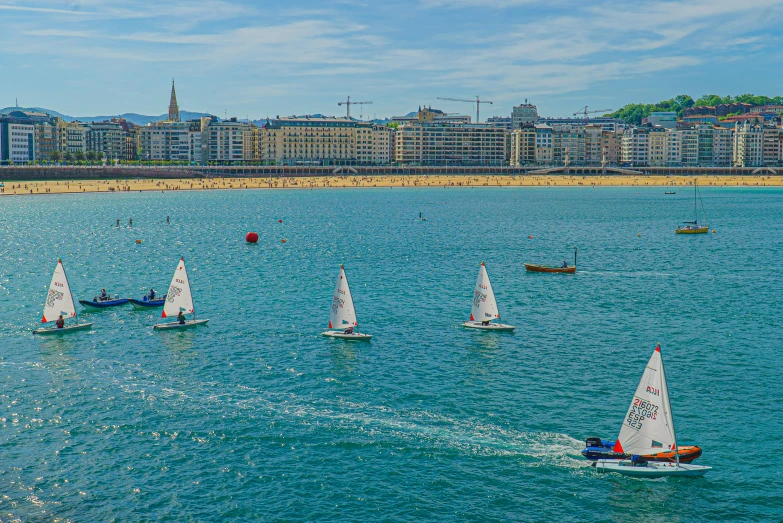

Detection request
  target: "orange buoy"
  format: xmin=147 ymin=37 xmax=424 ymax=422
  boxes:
xmin=245 ymin=232 xmax=259 ymax=243
xmin=278 ymin=219 xmax=283 ymax=223
xmin=281 ymin=238 xmax=287 ymax=243
xmin=712 ymin=229 xmax=716 ymax=233
xmin=528 ymin=235 xmax=533 ymax=239
xmin=135 ymin=239 xmax=142 ymax=244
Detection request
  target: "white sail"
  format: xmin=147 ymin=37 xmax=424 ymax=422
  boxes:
xmin=329 ymin=266 xmax=357 ymax=329
xmin=614 ymin=344 xmax=676 ymax=456
xmin=469 ymin=262 xmax=500 ymax=322
xmin=162 ymin=257 xmax=194 ymax=318
xmin=42 ymin=259 xmax=77 ymax=323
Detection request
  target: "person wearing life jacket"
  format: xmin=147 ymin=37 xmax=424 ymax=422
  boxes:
xmin=344 ymin=326 xmax=354 ymax=334
xmin=148 ymin=288 xmax=156 ymax=300
xmin=56 ymin=315 xmax=65 ymax=328
xmin=177 ymin=311 xmax=186 ymax=324
xmin=100 ymin=289 xmax=108 ymax=301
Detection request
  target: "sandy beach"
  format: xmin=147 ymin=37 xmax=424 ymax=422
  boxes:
xmin=1 ymin=174 xmax=782 ymax=195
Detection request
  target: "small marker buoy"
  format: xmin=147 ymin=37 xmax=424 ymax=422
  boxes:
xmin=278 ymin=219 xmax=283 ymax=223
xmin=245 ymin=232 xmax=259 ymax=243
xmin=712 ymin=229 xmax=716 ymax=233
xmin=281 ymin=238 xmax=287 ymax=243
xmin=637 ymin=233 xmax=641 ymax=237
xmin=136 ymin=239 xmax=142 ymax=244
xmin=528 ymin=235 xmax=533 ymax=239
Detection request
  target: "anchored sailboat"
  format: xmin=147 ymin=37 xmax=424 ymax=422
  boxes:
xmin=33 ymin=259 xmax=93 ymax=334
xmin=591 ymin=344 xmax=711 ymax=477
xmin=153 ymin=257 xmax=209 ymax=330
xmin=322 ymin=265 xmax=372 ymax=341
xmin=676 ymin=180 xmax=709 ymax=234
xmin=462 ymin=262 xmax=514 ymax=331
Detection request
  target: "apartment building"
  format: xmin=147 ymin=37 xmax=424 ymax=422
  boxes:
xmin=139 ymin=120 xmax=203 ymax=163
xmin=511 ymin=102 xmax=538 ymax=129
xmin=621 ymin=127 xmax=649 ymax=166
xmin=394 ymin=122 xmax=506 ymax=165
xmin=648 ymin=127 xmax=667 ymax=166
xmin=552 ymin=124 xmax=585 ymax=165
xmin=712 ymin=127 xmax=734 ymax=167
xmin=509 ymin=124 xmax=536 ymax=166
xmin=205 ymin=117 xmax=252 ymax=164
xmin=600 ymin=129 xmax=621 ymax=164
xmin=665 ymin=130 xmax=682 ymax=165
xmin=733 ymin=122 xmax=763 ymax=167
xmin=0 ymin=117 xmax=35 ymax=163
xmin=534 ymin=124 xmax=553 ymax=164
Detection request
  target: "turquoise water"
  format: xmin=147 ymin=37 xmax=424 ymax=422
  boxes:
xmin=0 ymin=186 xmax=781 ymax=522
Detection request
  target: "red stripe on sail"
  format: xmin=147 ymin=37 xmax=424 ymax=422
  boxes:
xmin=161 ymin=310 xmax=167 ymax=318
xmin=470 ymin=314 xmax=474 ymax=321
xmin=613 ymin=440 xmax=624 ymax=453
xmin=328 ymin=322 xmax=332 ymax=328
xmin=42 ymin=315 xmax=47 ymax=323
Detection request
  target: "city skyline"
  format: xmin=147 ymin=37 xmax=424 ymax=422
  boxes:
xmin=2 ymin=0 xmax=783 ymax=120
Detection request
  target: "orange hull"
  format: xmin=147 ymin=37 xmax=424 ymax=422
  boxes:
xmin=643 ymin=445 xmax=702 ymax=463
xmin=524 ymin=264 xmax=576 ymax=274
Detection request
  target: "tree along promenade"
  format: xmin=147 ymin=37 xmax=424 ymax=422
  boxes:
xmin=0 ymin=164 xmax=778 ymax=181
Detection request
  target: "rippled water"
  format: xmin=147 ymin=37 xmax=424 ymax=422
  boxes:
xmin=0 ymin=186 xmax=781 ymax=522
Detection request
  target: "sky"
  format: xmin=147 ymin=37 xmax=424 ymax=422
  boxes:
xmin=2 ymin=0 xmax=783 ymax=120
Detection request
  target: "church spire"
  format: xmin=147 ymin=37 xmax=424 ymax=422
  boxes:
xmin=168 ymin=79 xmax=180 ymax=122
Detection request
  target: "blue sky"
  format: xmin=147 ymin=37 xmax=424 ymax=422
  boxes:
xmin=2 ymin=0 xmax=783 ymax=120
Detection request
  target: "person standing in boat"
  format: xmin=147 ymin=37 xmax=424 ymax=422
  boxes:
xmin=148 ymin=288 xmax=156 ymax=300
xmin=561 ymin=260 xmax=569 ymax=268
xmin=100 ymin=289 xmax=108 ymax=301
xmin=56 ymin=315 xmax=65 ymax=329
xmin=177 ymin=311 xmax=186 ymax=324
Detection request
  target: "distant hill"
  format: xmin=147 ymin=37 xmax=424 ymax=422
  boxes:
xmin=0 ymin=107 xmax=214 ymax=125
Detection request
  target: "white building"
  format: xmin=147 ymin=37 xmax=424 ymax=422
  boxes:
xmin=139 ymin=120 xmax=203 ymax=163
xmin=511 ymin=103 xmax=538 ymax=129
xmin=621 ymin=127 xmax=649 ymax=166
xmin=733 ymin=122 xmax=763 ymax=167
xmin=0 ymin=120 xmax=35 ymax=163
xmin=534 ymin=124 xmax=553 ymax=163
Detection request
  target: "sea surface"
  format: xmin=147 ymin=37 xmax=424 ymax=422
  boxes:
xmin=0 ymin=186 xmax=781 ymax=522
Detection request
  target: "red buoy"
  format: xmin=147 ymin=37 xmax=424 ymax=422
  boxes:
xmin=281 ymin=238 xmax=287 ymax=243
xmin=278 ymin=219 xmax=283 ymax=223
xmin=245 ymin=232 xmax=259 ymax=243
xmin=528 ymin=235 xmax=534 ymax=239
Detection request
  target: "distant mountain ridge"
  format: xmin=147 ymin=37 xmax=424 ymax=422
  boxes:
xmin=0 ymin=107 xmax=214 ymax=125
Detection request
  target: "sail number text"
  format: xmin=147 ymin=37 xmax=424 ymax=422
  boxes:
xmin=625 ymin=398 xmax=659 ymax=430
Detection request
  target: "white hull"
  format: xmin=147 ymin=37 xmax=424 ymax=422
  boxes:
xmin=592 ymin=460 xmax=711 ymax=478
xmin=33 ymin=322 xmax=93 ymax=335
xmin=322 ymin=330 xmax=372 ymax=341
xmin=153 ymin=319 xmax=209 ymax=330
xmin=462 ymin=321 xmax=515 ymax=331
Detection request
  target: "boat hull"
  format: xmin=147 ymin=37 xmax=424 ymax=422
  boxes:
xmin=33 ymin=322 xmax=93 ymax=335
xmin=582 ymin=440 xmax=702 ymax=463
xmin=79 ymin=299 xmax=129 ymax=310
xmin=462 ymin=321 xmax=515 ymax=331
xmin=128 ymin=298 xmax=166 ymax=309
xmin=675 ymin=227 xmax=709 ymax=234
xmin=524 ymin=264 xmax=576 ymax=274
xmin=322 ymin=330 xmax=372 ymax=341
xmin=592 ymin=459 xmax=711 ymax=478
xmin=153 ymin=319 xmax=209 ymax=330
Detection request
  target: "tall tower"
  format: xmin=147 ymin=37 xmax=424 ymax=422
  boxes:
xmin=168 ymin=79 xmax=180 ymax=122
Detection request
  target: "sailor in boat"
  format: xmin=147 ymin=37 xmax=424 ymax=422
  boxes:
xmin=344 ymin=326 xmax=354 ymax=335
xmin=177 ymin=311 xmax=186 ymax=324
xmin=561 ymin=260 xmax=569 ymax=268
xmin=148 ymin=288 xmax=156 ymax=300
xmin=481 ymin=320 xmax=490 ymax=326
xmin=56 ymin=315 xmax=65 ymax=329
xmin=99 ymin=289 xmax=108 ymax=302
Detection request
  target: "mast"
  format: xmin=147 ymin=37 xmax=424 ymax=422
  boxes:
xmin=659 ymin=343 xmax=679 ymax=468
xmin=574 ymin=247 xmax=578 ymax=270
xmin=60 ymin=259 xmax=78 ymax=326
xmin=693 ymin=179 xmax=698 ymax=225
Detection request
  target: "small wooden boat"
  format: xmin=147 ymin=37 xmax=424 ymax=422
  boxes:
xmin=525 ymin=247 xmax=577 ymax=274
xmin=665 ymin=191 xmax=676 ymax=195
xmin=462 ymin=262 xmax=514 ymax=331
xmin=33 ymin=259 xmax=93 ymax=335
xmin=79 ymin=298 xmax=129 ymax=310
xmin=322 ymin=265 xmax=372 ymax=341
xmin=153 ymin=257 xmax=209 ymax=330
xmin=128 ymin=296 xmax=166 ymax=309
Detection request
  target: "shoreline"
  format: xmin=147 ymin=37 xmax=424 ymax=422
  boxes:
xmin=1 ymin=174 xmax=782 ymax=196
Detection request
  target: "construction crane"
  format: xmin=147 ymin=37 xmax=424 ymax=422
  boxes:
xmin=338 ymin=96 xmax=373 ymax=119
xmin=437 ymin=96 xmax=494 ymax=123
xmin=573 ymin=106 xmax=613 ymax=124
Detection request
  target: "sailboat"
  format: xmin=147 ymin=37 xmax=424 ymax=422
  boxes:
xmin=153 ymin=257 xmax=209 ymax=330
xmin=462 ymin=262 xmax=515 ymax=331
xmin=33 ymin=259 xmax=93 ymax=334
xmin=322 ymin=265 xmax=372 ymax=341
xmin=676 ymin=180 xmax=709 ymax=234
xmin=590 ymin=344 xmax=711 ymax=478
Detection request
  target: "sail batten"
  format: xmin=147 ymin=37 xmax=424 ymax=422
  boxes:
xmin=329 ymin=266 xmax=358 ymax=329
xmin=42 ymin=259 xmax=77 ymax=323
xmin=614 ymin=344 xmax=677 ymax=456
xmin=162 ymin=257 xmax=194 ymax=318
xmin=470 ymin=263 xmax=500 ymax=322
